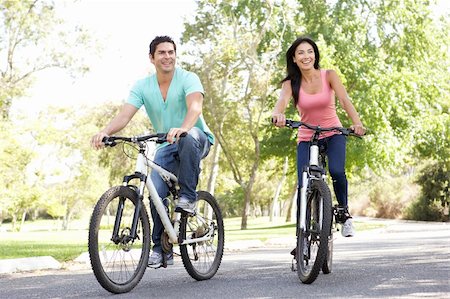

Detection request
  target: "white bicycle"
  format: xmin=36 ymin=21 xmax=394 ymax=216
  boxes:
xmin=88 ymin=132 xmax=224 ymax=294
xmin=282 ymin=120 xmax=360 ymax=284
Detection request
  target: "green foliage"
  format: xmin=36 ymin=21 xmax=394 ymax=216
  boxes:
xmin=0 ymin=0 xmax=95 ymax=118
xmin=405 ymin=162 xmax=450 ymax=221
xmin=182 ymin=0 xmax=303 ymax=228
xmin=181 ymin=0 xmax=450 ymax=221
xmin=0 ymin=121 xmax=40 ymax=230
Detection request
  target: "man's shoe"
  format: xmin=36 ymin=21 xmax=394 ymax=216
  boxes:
xmin=148 ymin=251 xmax=174 ymax=268
xmin=175 ymin=198 xmax=196 ymax=214
xmin=341 ymin=218 xmax=355 ymax=237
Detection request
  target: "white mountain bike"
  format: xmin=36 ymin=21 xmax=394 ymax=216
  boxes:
xmin=88 ymin=133 xmax=224 ymax=294
xmin=283 ymin=120 xmax=360 ymax=284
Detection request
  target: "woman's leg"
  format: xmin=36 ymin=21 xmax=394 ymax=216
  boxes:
xmin=326 ymin=134 xmax=348 ymax=207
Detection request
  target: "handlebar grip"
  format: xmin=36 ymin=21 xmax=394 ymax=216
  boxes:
xmin=102 ymin=136 xmax=117 ymax=147
xmin=155 ymin=132 xmax=188 ymax=144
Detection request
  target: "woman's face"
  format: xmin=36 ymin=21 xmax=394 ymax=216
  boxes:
xmin=293 ymin=42 xmax=315 ymax=71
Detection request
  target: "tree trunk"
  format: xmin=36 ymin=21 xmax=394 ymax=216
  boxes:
xmin=285 ymin=184 xmax=298 ymax=223
xmin=207 ymin=143 xmax=221 ymax=196
xmin=19 ymin=209 xmax=27 ymax=232
xmin=241 ymin=186 xmax=251 ymax=229
xmin=270 ymin=157 xmax=288 ymax=221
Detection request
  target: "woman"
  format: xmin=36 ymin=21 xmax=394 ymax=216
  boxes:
xmin=272 ymin=36 xmax=365 ymax=237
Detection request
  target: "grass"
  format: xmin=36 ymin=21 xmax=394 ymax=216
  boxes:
xmin=0 ymin=216 xmax=384 ymax=262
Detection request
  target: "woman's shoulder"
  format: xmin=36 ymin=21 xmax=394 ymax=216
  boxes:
xmin=322 ymin=69 xmax=339 ymax=82
xmin=322 ymin=69 xmax=337 ymax=75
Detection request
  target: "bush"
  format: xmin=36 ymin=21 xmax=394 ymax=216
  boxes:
xmin=405 ymin=162 xmax=450 ymax=222
xmin=350 ymin=172 xmax=419 ymax=219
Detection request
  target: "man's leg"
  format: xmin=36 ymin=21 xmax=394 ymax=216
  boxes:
xmin=149 ymin=144 xmax=178 ymax=265
xmin=176 ymin=127 xmax=210 ymax=212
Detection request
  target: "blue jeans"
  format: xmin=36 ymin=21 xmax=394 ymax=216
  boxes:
xmin=150 ymin=127 xmax=211 ymax=253
xmin=297 ymin=134 xmax=348 ymax=207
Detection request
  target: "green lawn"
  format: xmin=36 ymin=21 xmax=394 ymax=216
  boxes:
xmin=0 ymin=217 xmax=384 ymax=262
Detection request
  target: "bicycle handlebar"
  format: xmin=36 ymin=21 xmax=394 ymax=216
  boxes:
xmin=102 ymin=132 xmax=187 ymax=147
xmin=284 ymin=119 xmax=362 ymax=137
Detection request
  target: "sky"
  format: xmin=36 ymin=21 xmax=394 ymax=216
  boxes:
xmin=12 ymin=0 xmax=197 ymax=115
xmin=11 ymin=0 xmax=450 ymax=116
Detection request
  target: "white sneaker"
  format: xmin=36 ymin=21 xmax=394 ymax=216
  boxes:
xmin=341 ymin=218 xmax=355 ymax=237
xmin=175 ymin=198 xmax=196 ymax=214
xmin=148 ymin=251 xmax=173 ymax=268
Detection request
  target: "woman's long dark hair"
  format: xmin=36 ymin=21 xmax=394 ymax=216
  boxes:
xmin=281 ymin=36 xmax=320 ymax=106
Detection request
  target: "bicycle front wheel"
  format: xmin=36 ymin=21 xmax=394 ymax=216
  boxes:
xmin=297 ymin=180 xmax=332 ymax=284
xmin=88 ymin=186 xmax=151 ymax=294
xmin=180 ymin=191 xmax=224 ymax=280
xmin=322 ymin=206 xmax=335 ymax=274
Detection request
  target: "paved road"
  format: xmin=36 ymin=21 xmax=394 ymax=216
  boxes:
xmin=1 ymin=221 xmax=449 ymax=298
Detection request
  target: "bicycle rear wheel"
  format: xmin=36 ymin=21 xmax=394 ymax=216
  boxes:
xmin=297 ymin=180 xmax=332 ymax=284
xmin=88 ymin=186 xmax=150 ymax=294
xmin=180 ymin=191 xmax=224 ymax=280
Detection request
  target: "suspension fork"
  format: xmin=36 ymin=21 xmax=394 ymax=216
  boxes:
xmin=299 ymin=168 xmax=309 ymax=231
xmin=111 ymin=173 xmax=147 ymax=244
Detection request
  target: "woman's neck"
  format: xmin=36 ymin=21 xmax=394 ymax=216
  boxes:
xmin=301 ymin=68 xmax=319 ymax=83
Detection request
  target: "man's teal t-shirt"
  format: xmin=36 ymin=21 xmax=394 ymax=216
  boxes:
xmin=127 ymin=68 xmax=214 ymax=145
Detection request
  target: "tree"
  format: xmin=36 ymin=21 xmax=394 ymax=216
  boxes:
xmin=0 ymin=121 xmax=38 ymax=230
xmin=184 ymin=0 xmax=450 ymax=223
xmin=0 ymin=0 xmax=94 ymax=118
xmin=182 ymin=0 xmax=300 ymax=229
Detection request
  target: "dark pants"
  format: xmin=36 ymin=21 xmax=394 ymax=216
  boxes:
xmin=296 ymin=134 xmax=348 ymax=207
xmin=149 ymin=127 xmax=211 ymax=254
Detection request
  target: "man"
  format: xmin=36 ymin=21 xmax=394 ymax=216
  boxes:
xmin=91 ymin=36 xmax=214 ymax=268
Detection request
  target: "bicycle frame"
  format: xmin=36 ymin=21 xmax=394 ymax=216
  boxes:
xmin=299 ymin=129 xmax=326 ymax=232
xmin=113 ymin=142 xmax=214 ymax=246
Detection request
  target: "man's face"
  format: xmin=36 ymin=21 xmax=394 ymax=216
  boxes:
xmin=150 ymin=42 xmax=176 ymax=74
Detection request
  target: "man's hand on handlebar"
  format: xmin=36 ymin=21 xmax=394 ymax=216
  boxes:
xmin=167 ymin=127 xmax=188 ymax=144
xmin=91 ymin=131 xmax=109 ymax=150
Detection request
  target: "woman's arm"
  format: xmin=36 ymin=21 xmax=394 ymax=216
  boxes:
xmin=272 ymin=80 xmax=293 ymax=127
xmin=327 ymin=70 xmax=365 ymax=135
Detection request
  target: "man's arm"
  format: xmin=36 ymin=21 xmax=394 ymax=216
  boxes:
xmin=166 ymin=91 xmax=203 ymax=143
xmin=91 ymin=103 xmax=139 ymax=149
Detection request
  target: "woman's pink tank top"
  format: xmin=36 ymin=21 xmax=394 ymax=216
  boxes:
xmin=296 ymin=70 xmax=342 ymax=142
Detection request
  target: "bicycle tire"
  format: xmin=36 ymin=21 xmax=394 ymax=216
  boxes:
xmin=322 ymin=207 xmax=334 ymax=274
xmin=297 ymin=180 xmax=332 ymax=284
xmin=180 ymin=191 xmax=224 ymax=280
xmin=88 ymin=186 xmax=151 ymax=294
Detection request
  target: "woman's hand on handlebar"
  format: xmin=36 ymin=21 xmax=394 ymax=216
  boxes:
xmin=271 ymin=113 xmax=286 ymax=128
xmin=350 ymin=123 xmax=366 ymax=136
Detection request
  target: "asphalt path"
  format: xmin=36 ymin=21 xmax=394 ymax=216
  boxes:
xmin=1 ymin=220 xmax=449 ymax=299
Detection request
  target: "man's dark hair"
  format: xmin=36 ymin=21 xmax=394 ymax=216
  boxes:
xmin=149 ymin=36 xmax=176 ymax=57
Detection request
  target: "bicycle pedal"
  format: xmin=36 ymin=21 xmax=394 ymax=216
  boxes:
xmin=175 ymin=207 xmax=195 ymax=215
xmin=147 ymin=264 xmax=163 ymax=269
xmin=291 ymin=259 xmax=297 ymax=272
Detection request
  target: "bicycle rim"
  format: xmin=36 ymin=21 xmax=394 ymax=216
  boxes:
xmin=297 ymin=180 xmax=332 ymax=284
xmin=180 ymin=191 xmax=224 ymax=280
xmin=88 ymin=186 xmax=150 ymax=294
